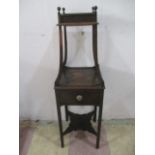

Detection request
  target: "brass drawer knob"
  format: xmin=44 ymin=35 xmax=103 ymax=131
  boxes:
xmin=76 ymin=95 xmax=83 ymax=102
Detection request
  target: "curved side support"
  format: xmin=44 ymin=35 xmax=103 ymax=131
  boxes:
xmin=58 ymin=25 xmax=63 ymax=73
xmin=63 ymin=26 xmax=68 ymax=65
xmin=92 ymin=24 xmax=98 ymax=66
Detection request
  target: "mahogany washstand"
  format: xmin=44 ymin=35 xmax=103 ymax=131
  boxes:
xmin=54 ymin=6 xmax=105 ymax=149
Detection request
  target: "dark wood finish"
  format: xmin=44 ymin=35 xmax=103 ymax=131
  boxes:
xmin=63 ymin=111 xmax=97 ymax=136
xmin=55 ymin=66 xmax=104 ymax=89
xmin=55 ymin=92 xmax=64 ymax=147
xmin=65 ymin=105 xmax=69 ymax=121
xmin=54 ymin=6 xmax=105 ymax=149
xmin=93 ymin=106 xmax=97 ymax=122
xmin=59 ymin=13 xmax=96 ymax=23
xmin=56 ymin=89 xmax=102 ymax=106
xmin=57 ymin=22 xmax=98 ymax=26
xmin=96 ymin=90 xmax=104 ymax=148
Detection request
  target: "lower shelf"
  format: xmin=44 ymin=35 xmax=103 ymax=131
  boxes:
xmin=63 ymin=110 xmax=97 ymax=136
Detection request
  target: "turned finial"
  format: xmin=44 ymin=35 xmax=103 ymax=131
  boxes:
xmin=62 ymin=7 xmax=65 ymax=14
xmin=92 ymin=6 xmax=98 ymax=13
xmin=57 ymin=7 xmax=61 ymax=14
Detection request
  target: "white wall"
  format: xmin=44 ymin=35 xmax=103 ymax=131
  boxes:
xmin=20 ymin=0 xmax=135 ymax=120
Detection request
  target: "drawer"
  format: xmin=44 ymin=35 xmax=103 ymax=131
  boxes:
xmin=55 ymin=90 xmax=103 ymax=105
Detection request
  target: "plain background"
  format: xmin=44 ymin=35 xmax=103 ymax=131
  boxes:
xmin=19 ymin=0 xmax=135 ymax=120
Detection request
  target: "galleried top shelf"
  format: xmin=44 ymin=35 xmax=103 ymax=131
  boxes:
xmin=57 ymin=6 xmax=98 ymax=26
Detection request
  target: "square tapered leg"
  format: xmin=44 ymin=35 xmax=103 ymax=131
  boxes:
xmin=56 ymin=104 xmax=64 ymax=147
xmin=96 ymin=92 xmax=104 ymax=148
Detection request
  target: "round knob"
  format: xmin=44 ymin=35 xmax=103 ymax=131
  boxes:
xmin=76 ymin=95 xmax=83 ymax=102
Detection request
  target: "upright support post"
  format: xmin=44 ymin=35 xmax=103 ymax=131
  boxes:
xmin=93 ymin=106 xmax=97 ymax=122
xmin=65 ymin=106 xmax=69 ymax=121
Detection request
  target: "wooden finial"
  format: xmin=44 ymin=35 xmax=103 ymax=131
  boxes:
xmin=92 ymin=6 xmax=98 ymax=13
xmin=57 ymin=7 xmax=61 ymax=14
xmin=62 ymin=7 xmax=65 ymax=14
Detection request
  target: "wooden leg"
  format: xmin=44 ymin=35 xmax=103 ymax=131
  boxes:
xmin=65 ymin=106 xmax=69 ymax=121
xmin=93 ymin=106 xmax=97 ymax=122
xmin=56 ymin=104 xmax=64 ymax=147
xmin=96 ymin=92 xmax=104 ymax=149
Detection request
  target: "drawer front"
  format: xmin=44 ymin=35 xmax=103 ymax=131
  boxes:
xmin=56 ymin=90 xmax=103 ymax=105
